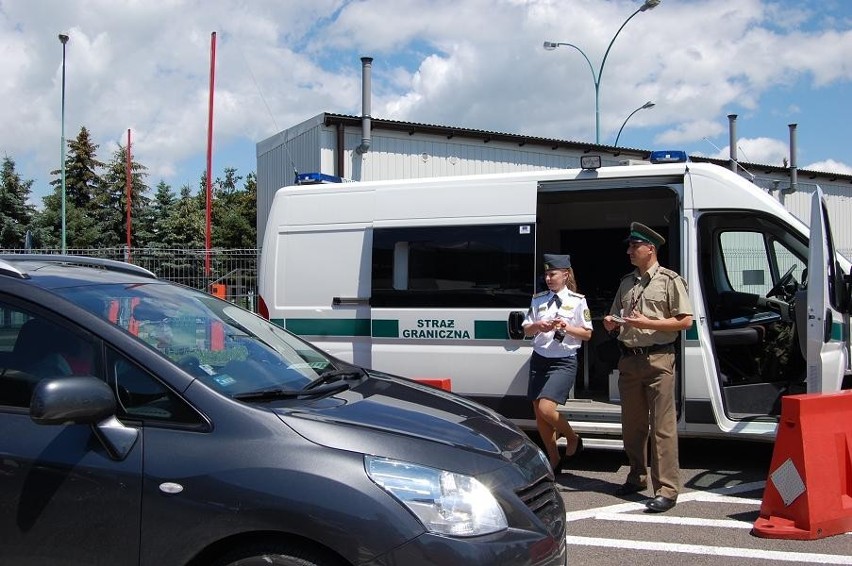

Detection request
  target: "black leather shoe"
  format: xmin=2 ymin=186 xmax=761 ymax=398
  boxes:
xmin=614 ymin=482 xmax=646 ymax=496
xmin=645 ymin=495 xmax=677 ymax=513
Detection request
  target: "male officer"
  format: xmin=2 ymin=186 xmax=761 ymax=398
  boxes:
xmin=602 ymin=223 xmax=692 ymax=513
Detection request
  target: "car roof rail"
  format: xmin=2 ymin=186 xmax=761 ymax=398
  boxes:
xmin=0 ymin=258 xmax=28 ymax=279
xmin=0 ymin=254 xmax=158 ymax=279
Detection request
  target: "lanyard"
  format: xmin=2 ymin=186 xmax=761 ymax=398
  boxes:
xmin=628 ymin=265 xmax=657 ymax=314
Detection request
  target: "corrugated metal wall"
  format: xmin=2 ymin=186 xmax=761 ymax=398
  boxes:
xmin=257 ymin=115 xmax=852 ymax=257
xmin=256 ymin=116 xmax=324 ymax=247
xmin=339 ymin=129 xmax=587 ymax=182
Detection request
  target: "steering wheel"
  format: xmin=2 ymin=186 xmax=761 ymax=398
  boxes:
xmin=766 ymin=265 xmax=797 ymax=299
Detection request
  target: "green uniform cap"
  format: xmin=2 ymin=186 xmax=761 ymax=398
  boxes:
xmin=626 ymin=222 xmax=665 ymax=247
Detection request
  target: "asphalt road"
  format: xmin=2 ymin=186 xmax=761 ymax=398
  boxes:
xmin=555 ymin=438 xmax=852 ymax=565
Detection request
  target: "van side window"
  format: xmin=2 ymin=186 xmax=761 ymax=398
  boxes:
xmin=719 ymin=231 xmax=801 ymax=296
xmin=372 ymin=224 xmax=534 ymax=308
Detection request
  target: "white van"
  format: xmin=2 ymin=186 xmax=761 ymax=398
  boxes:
xmin=258 ymin=153 xmax=851 ymax=447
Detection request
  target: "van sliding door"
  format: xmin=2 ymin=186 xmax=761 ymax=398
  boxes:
xmin=369 ymin=223 xmax=537 ymax=423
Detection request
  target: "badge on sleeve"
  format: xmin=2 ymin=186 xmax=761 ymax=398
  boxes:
xmin=583 ymin=308 xmax=591 ymax=322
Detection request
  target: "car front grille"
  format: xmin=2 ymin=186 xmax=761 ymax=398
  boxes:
xmin=516 ymin=477 xmax=565 ymax=538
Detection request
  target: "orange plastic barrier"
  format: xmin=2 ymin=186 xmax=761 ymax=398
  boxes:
xmin=752 ymin=390 xmax=852 ymax=540
xmin=414 ymin=378 xmax=452 ymax=391
xmin=210 ymin=283 xmax=227 ymax=299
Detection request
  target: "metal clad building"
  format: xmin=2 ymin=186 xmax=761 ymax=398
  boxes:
xmin=256 ymin=112 xmax=852 ymax=255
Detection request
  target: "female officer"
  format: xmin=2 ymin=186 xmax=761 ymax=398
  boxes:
xmin=522 ymin=254 xmax=593 ymax=473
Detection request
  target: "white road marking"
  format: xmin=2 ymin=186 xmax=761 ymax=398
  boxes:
xmin=565 ymin=536 xmax=852 ymax=564
xmin=593 ymin=512 xmax=752 ymax=529
xmin=565 ymin=479 xmax=851 ymax=562
xmin=564 ymin=480 xmax=765 ymax=522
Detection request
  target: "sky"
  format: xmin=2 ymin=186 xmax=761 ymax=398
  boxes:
xmin=1 ymin=0 xmax=851 ymax=208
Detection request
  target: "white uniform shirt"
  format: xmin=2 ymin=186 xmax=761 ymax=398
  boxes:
xmin=522 ymin=289 xmax=593 ymax=358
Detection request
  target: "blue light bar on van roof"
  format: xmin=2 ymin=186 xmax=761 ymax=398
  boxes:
xmin=649 ymin=150 xmax=688 ymax=164
xmin=296 ymin=172 xmax=343 ymax=185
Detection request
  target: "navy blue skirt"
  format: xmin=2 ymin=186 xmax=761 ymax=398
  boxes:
xmin=527 ymin=351 xmax=578 ymax=404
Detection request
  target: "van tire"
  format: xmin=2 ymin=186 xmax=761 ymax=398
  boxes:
xmin=213 ymin=543 xmax=345 ymax=566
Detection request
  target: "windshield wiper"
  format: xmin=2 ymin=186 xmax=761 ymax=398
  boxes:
xmin=303 ymin=367 xmax=366 ymax=391
xmin=234 ymin=382 xmax=349 ymax=401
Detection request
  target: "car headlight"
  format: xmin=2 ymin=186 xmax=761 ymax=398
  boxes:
xmin=365 ymin=456 xmax=508 ymax=537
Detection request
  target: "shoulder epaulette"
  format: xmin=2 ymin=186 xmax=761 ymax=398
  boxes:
xmin=658 ymin=267 xmax=681 ymax=279
xmin=533 ymin=290 xmax=549 ymax=298
xmin=566 ymin=289 xmax=585 ymax=299
xmin=620 ymin=271 xmax=635 ymax=281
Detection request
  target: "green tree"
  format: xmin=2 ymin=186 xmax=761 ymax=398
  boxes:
xmin=46 ymin=127 xmax=103 ymax=248
xmin=212 ymin=168 xmax=257 ymax=248
xmin=148 ymin=180 xmax=176 ymax=248
xmin=162 ymin=184 xmax=206 ymax=248
xmin=0 ymin=156 xmax=37 ymax=248
xmin=97 ymin=144 xmax=151 ymax=247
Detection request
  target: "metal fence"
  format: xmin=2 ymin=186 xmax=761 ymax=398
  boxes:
xmin=2 ymin=248 xmax=261 ymax=312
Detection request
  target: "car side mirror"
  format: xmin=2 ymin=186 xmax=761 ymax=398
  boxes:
xmin=30 ymin=376 xmax=116 ymax=425
xmin=30 ymin=377 xmax=139 ymax=461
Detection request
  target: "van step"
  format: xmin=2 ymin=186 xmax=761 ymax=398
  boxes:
xmin=557 ymin=399 xmax=622 ymax=423
xmin=555 ymin=434 xmax=624 ymax=451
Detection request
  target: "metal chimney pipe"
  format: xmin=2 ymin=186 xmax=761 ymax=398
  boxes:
xmin=356 ymin=57 xmax=373 ymax=154
xmin=727 ymin=114 xmax=738 ymax=173
xmin=788 ymin=123 xmax=798 ymax=193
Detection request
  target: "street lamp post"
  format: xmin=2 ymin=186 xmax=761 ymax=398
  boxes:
xmin=59 ymin=33 xmax=69 ymax=254
xmin=544 ymin=0 xmax=660 ymax=144
xmin=614 ymin=100 xmax=655 ymax=147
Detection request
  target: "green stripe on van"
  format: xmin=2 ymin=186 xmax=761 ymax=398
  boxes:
xmin=832 ymin=320 xmax=844 ymax=341
xmin=372 ymin=319 xmax=399 ymax=338
xmin=285 ymin=318 xmax=371 ymax=337
xmin=278 ymin=317 xmax=510 ymax=340
xmin=685 ymin=321 xmax=699 ymax=341
xmin=474 ymin=320 xmax=509 ymax=340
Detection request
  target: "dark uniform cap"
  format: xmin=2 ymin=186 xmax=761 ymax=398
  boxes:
xmin=626 ymin=222 xmax=665 ymax=247
xmin=543 ymin=253 xmax=571 ymax=270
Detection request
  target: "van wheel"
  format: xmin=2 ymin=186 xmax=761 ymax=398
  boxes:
xmin=214 ymin=544 xmax=344 ymax=566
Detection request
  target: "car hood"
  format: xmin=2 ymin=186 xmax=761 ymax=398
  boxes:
xmin=274 ymin=371 xmax=547 ymax=478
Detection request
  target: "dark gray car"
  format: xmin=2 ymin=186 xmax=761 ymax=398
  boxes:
xmin=0 ymin=255 xmax=566 ymax=566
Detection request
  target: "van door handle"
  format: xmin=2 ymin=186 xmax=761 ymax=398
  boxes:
xmin=507 ymin=311 xmax=526 ymax=339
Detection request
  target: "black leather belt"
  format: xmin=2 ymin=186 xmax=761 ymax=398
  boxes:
xmin=619 ymin=342 xmax=674 ymax=357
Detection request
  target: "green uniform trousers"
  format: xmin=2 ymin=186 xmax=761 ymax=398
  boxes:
xmin=617 ymin=350 xmax=680 ymax=500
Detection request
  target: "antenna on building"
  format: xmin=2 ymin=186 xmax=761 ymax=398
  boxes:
xmin=702 ymin=136 xmax=755 ymax=182
xmin=238 ymin=37 xmax=299 ymax=180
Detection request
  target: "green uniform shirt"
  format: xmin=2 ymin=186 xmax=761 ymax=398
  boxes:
xmin=609 ymin=262 xmax=691 ymax=348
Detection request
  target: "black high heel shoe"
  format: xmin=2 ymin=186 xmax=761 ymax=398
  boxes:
xmin=565 ymin=436 xmax=583 ymax=459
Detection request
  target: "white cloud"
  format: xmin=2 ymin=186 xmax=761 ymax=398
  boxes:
xmin=1 ymin=0 xmax=850 ymax=207
xmin=805 ymin=159 xmax=852 ymax=176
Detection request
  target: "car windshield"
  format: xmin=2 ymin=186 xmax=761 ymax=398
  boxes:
xmin=57 ymin=281 xmax=339 ymax=397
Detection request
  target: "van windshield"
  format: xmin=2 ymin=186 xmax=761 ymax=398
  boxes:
xmin=58 ymin=282 xmax=339 ymax=397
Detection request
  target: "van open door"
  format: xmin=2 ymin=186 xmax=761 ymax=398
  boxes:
xmin=804 ymin=186 xmax=849 ymax=393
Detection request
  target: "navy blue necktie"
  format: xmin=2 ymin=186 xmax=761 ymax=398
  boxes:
xmin=548 ymin=294 xmax=562 ymax=309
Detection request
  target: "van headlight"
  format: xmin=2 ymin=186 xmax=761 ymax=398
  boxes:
xmin=365 ymin=456 xmax=508 ymax=537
